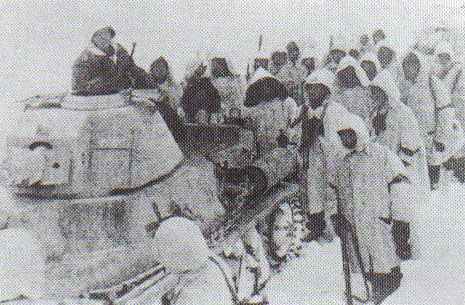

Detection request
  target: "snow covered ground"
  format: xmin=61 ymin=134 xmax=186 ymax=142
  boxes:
xmin=0 ymin=99 xmax=464 ymax=303
xmin=266 ymin=183 xmax=465 ymax=305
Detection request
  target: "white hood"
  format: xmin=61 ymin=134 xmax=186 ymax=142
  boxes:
xmin=332 ymin=111 xmax=370 ymax=153
xmin=360 ymin=52 xmax=382 ymax=72
xmin=434 ymin=40 xmax=455 ymax=59
xmin=370 ymin=71 xmax=402 ymax=108
xmin=304 ymin=68 xmax=335 ymax=94
xmin=248 ymin=67 xmax=276 ymax=86
xmin=152 ymin=217 xmax=212 ymax=273
xmin=337 ymin=56 xmax=370 ymax=87
xmin=208 ymin=49 xmax=240 ymax=76
xmin=400 ymin=50 xmax=432 ymax=84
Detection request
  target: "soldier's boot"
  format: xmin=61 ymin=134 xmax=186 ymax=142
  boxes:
xmin=369 ymin=266 xmax=403 ymax=305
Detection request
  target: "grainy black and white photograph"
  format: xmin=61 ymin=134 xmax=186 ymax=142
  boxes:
xmin=0 ymin=1 xmax=465 ymax=304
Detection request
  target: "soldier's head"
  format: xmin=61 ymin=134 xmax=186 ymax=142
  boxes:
xmin=338 ymin=128 xmax=358 ymax=150
xmin=271 ymin=51 xmax=288 ymax=69
xmin=360 ymin=34 xmax=370 ymax=46
xmin=377 ymin=46 xmax=396 ymax=69
xmin=211 ymin=57 xmax=233 ymax=78
xmin=435 ymin=41 xmax=454 ymax=70
xmin=304 ymin=69 xmax=334 ymax=109
xmin=150 ymin=57 xmax=170 ymax=83
xmin=372 ymin=29 xmax=386 ymax=45
xmin=286 ymin=41 xmax=300 ymax=64
xmin=301 ymin=57 xmax=316 ymax=76
xmin=254 ymin=58 xmax=269 ymax=71
xmin=326 ymin=49 xmax=346 ymax=72
xmin=402 ymin=52 xmax=421 ymax=83
xmin=349 ymin=49 xmax=361 ymax=60
xmin=91 ymin=26 xmax=116 ymax=57
xmin=360 ymin=57 xmax=378 ymax=81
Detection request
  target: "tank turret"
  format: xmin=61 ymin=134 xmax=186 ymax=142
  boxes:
xmin=2 ymin=91 xmax=186 ymax=297
xmin=6 ymin=92 xmax=183 ymax=198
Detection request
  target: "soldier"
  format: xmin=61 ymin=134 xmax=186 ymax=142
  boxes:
xmin=150 ymin=56 xmax=182 ymax=110
xmin=290 ymin=69 xmax=349 ymax=241
xmin=153 ymin=217 xmax=235 ymax=305
xmin=300 ymin=48 xmax=318 ymax=77
xmin=71 ymin=26 xmax=135 ymax=96
xmin=359 ymin=34 xmax=373 ymax=56
xmin=323 ymin=35 xmax=348 ymax=74
xmin=277 ymin=41 xmax=307 ymax=105
xmin=269 ymin=50 xmax=287 ymax=76
xmin=431 ymin=41 xmax=465 ymax=183
xmin=400 ymin=50 xmax=465 ymax=189
xmin=210 ymin=56 xmax=244 ymax=118
xmin=329 ymin=112 xmax=412 ymax=304
xmin=333 ymin=56 xmax=374 ymax=121
xmin=372 ymin=29 xmax=386 ymax=48
xmin=369 ymin=71 xmax=430 ymax=205
xmin=181 ymin=57 xmax=221 ymax=123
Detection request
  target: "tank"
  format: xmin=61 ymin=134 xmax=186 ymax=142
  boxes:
xmin=0 ymin=89 xmax=304 ymax=304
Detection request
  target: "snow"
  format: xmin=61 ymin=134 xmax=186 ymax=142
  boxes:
xmin=265 ymin=183 xmax=465 ymax=305
xmin=1 ymin=1 xmax=465 ymax=303
xmin=2 ymin=182 xmax=464 ymax=303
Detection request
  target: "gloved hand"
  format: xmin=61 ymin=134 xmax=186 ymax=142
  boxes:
xmin=392 ymin=220 xmax=412 ymax=260
xmin=305 ymin=211 xmax=326 ymax=241
xmin=330 ymin=213 xmax=351 ymax=239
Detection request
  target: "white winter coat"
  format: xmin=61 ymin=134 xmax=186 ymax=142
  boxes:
xmin=369 ymin=72 xmax=430 ymax=197
xmin=333 ymin=56 xmax=374 ymax=121
xmin=432 ymin=41 xmax=465 ymax=156
xmin=276 ymin=61 xmax=307 ymax=104
xmin=212 ymin=76 xmax=244 ymax=116
xmin=329 ymin=113 xmax=412 ymax=274
xmin=400 ymin=50 xmax=465 ymax=165
xmin=299 ymin=69 xmax=350 ymax=215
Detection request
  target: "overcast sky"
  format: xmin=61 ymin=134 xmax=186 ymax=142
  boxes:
xmin=1 ymin=0 xmax=465 ymax=100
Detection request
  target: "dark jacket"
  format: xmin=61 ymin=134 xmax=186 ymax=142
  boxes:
xmin=71 ymin=48 xmax=123 ymax=96
xmin=181 ymin=77 xmax=221 ymax=122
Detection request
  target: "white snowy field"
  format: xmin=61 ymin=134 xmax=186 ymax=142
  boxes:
xmin=0 ymin=99 xmax=464 ymax=304
xmin=265 ymin=184 xmax=465 ymax=305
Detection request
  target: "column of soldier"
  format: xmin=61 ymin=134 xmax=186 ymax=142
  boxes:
xmin=71 ymin=27 xmax=465 ymax=305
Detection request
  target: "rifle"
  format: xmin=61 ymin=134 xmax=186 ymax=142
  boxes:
xmin=130 ymin=42 xmax=137 ymax=58
xmin=335 ymin=187 xmax=354 ymax=305
xmin=334 ymin=186 xmax=371 ymax=305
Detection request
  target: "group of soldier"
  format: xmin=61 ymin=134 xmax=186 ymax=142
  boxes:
xmin=69 ymin=26 xmax=465 ymax=305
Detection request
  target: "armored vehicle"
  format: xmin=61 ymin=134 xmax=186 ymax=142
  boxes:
xmin=0 ymin=90 xmax=303 ymax=304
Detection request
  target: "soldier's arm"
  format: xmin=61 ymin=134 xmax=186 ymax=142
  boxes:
xmin=385 ymin=149 xmax=413 ymax=223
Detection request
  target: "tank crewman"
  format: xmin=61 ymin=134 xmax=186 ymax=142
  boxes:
xmin=71 ymin=26 xmax=137 ymax=96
